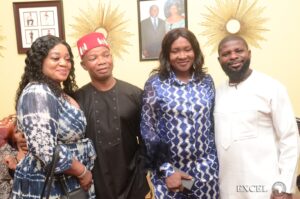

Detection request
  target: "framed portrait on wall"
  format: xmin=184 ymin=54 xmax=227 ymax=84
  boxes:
xmin=137 ymin=0 xmax=187 ymax=61
xmin=13 ymin=1 xmax=65 ymax=54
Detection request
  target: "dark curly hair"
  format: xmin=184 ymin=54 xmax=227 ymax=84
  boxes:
xmin=151 ymin=28 xmax=206 ymax=80
xmin=15 ymin=35 xmax=78 ymax=110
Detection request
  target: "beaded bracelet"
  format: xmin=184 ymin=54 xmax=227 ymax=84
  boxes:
xmin=78 ymin=166 xmax=87 ymax=179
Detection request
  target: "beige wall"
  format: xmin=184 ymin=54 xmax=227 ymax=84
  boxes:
xmin=0 ymin=0 xmax=300 ymax=118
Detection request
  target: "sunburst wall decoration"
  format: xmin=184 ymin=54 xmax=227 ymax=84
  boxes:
xmin=0 ymin=27 xmax=5 ymax=57
xmin=69 ymin=1 xmax=133 ymax=59
xmin=200 ymin=0 xmax=269 ymax=53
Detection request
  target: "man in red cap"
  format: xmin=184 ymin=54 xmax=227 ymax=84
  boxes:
xmin=74 ymin=32 xmax=150 ymax=199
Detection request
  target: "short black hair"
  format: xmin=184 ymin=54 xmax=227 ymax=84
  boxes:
xmin=218 ymin=35 xmax=249 ymax=55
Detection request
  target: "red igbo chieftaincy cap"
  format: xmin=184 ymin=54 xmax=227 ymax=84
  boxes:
xmin=77 ymin=32 xmax=109 ymax=59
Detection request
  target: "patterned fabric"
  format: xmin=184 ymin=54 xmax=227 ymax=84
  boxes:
xmin=12 ymin=82 xmax=96 ymax=199
xmin=0 ymin=143 xmax=17 ymax=199
xmin=141 ymin=72 xmax=219 ymax=198
xmin=74 ymin=80 xmax=150 ymax=199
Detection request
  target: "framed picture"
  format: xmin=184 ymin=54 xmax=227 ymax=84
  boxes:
xmin=13 ymin=1 xmax=65 ymax=54
xmin=138 ymin=0 xmax=187 ymax=61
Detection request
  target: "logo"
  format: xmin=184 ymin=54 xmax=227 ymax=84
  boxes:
xmin=272 ymin=181 xmax=286 ymax=196
xmin=236 ymin=185 xmax=267 ymax=193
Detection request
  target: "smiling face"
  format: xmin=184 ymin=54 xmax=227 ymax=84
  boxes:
xmin=218 ymin=39 xmax=251 ymax=83
xmin=169 ymin=36 xmax=195 ymax=81
xmin=81 ymin=46 xmax=113 ymax=82
xmin=42 ymin=43 xmax=71 ymax=83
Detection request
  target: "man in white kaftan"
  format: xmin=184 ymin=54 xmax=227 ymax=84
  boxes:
xmin=214 ymin=35 xmax=299 ymax=199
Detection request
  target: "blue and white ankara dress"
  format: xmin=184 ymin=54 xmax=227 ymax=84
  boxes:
xmin=12 ymin=83 xmax=96 ymax=199
xmin=141 ymin=72 xmax=219 ymax=198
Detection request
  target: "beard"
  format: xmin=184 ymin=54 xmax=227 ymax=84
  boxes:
xmin=221 ymin=59 xmax=250 ymax=82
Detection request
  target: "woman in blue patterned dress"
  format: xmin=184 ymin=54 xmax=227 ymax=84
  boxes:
xmin=141 ymin=28 xmax=219 ymax=198
xmin=12 ymin=35 xmax=96 ymax=198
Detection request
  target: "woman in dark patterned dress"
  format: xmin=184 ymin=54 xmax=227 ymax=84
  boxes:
xmin=141 ymin=28 xmax=219 ymax=198
xmin=12 ymin=35 xmax=96 ymax=199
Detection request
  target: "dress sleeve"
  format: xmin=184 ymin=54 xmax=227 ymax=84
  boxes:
xmin=17 ymin=84 xmax=72 ymax=172
xmin=271 ymin=83 xmax=300 ymax=193
xmin=140 ymin=78 xmax=173 ymax=177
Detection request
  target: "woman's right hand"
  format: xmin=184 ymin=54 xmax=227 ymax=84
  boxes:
xmin=78 ymin=169 xmax=93 ymax=191
xmin=166 ymin=171 xmax=184 ymax=192
xmin=165 ymin=170 xmax=193 ymax=192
